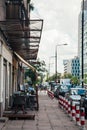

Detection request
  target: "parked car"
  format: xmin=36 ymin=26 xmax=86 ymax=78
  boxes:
xmin=81 ymin=97 xmax=87 ymax=118
xmin=54 ymin=85 xmax=69 ymax=98
xmin=80 ymin=90 xmax=87 ymax=119
xmin=49 ymin=81 xmax=60 ymax=91
xmin=69 ymin=94 xmax=81 ymax=106
xmin=67 ymin=87 xmax=86 ymax=108
xmin=75 ymin=85 xmax=82 ymax=88
xmin=69 ymin=87 xmax=86 ymax=96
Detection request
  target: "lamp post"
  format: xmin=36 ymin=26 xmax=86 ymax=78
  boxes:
xmin=49 ymin=56 xmax=55 ymax=78
xmin=55 ymin=43 xmax=67 ymax=82
xmin=81 ymin=0 xmax=84 ymax=87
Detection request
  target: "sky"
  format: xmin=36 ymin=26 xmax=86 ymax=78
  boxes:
xmin=31 ymin=0 xmax=81 ymax=74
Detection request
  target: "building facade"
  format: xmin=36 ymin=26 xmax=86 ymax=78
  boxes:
xmin=71 ymin=57 xmax=80 ymax=79
xmin=0 ymin=0 xmax=43 ymax=116
xmin=0 ymin=0 xmax=13 ymax=116
xmin=78 ymin=0 xmax=87 ymax=82
xmin=63 ymin=57 xmax=80 ymax=79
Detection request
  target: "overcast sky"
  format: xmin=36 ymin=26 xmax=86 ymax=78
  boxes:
xmin=31 ymin=0 xmax=81 ymax=74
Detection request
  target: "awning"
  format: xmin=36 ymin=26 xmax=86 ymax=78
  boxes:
xmin=0 ymin=19 xmax=43 ymax=61
xmin=14 ymin=52 xmax=36 ymax=71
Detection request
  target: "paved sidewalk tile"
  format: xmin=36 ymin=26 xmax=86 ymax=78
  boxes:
xmin=0 ymin=90 xmax=85 ymax=130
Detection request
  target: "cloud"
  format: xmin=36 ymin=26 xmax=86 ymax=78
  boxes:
xmin=31 ymin=0 xmax=81 ymax=73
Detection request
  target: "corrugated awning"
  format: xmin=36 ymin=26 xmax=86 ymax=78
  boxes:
xmin=0 ymin=19 xmax=43 ymax=61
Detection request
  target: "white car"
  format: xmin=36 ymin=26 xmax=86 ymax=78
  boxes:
xmin=69 ymin=95 xmax=81 ymax=105
xmin=68 ymin=87 xmax=86 ymax=106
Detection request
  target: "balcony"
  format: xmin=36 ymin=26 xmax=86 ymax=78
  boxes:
xmin=0 ymin=1 xmax=43 ymax=62
xmin=0 ymin=19 xmax=43 ymax=61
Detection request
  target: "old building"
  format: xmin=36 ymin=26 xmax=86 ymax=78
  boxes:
xmin=0 ymin=0 xmax=43 ymax=116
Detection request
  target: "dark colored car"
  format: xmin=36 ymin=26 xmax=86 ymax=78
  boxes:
xmin=49 ymin=81 xmax=59 ymax=91
xmin=54 ymin=85 xmax=69 ymax=98
xmin=81 ymin=96 xmax=87 ymax=119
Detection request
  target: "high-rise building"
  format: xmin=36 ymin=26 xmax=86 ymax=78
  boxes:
xmin=63 ymin=57 xmax=80 ymax=79
xmin=78 ymin=0 xmax=87 ymax=81
xmin=63 ymin=60 xmax=69 ymax=73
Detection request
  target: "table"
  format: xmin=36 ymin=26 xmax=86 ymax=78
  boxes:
xmin=12 ymin=92 xmax=37 ymax=113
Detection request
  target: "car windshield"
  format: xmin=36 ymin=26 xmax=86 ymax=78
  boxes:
xmin=54 ymin=85 xmax=59 ymax=90
xmin=70 ymin=88 xmax=86 ymax=95
xmin=61 ymin=85 xmax=68 ymax=89
xmin=75 ymin=85 xmax=82 ymax=88
xmin=60 ymin=85 xmax=68 ymax=92
xmin=71 ymin=89 xmax=78 ymax=95
xmin=78 ymin=89 xmax=86 ymax=95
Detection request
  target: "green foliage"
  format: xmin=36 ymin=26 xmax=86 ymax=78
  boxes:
xmin=27 ymin=0 xmax=31 ymax=3
xmin=84 ymin=74 xmax=87 ymax=84
xmin=47 ymin=72 xmax=80 ymax=85
xmin=25 ymin=69 xmax=37 ymax=85
xmin=71 ymin=76 xmax=80 ymax=85
xmin=29 ymin=3 xmax=34 ymax=10
xmin=27 ymin=0 xmax=34 ymax=11
xmin=33 ymin=59 xmax=47 ymax=74
xmin=62 ymin=73 xmax=80 ymax=85
xmin=62 ymin=73 xmax=72 ymax=79
xmin=47 ymin=73 xmax=61 ymax=82
xmin=25 ymin=59 xmax=47 ymax=84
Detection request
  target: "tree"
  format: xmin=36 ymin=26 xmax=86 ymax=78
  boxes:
xmin=34 ymin=59 xmax=47 ymax=73
xmin=27 ymin=0 xmax=34 ymax=11
xmin=84 ymin=74 xmax=87 ymax=84
xmin=33 ymin=59 xmax=47 ymax=83
xmin=71 ymin=76 xmax=80 ymax=85
xmin=25 ymin=59 xmax=47 ymax=85
xmin=62 ymin=73 xmax=72 ymax=79
xmin=25 ymin=69 xmax=37 ymax=85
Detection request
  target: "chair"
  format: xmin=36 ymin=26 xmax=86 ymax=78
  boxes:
xmin=26 ymin=94 xmax=36 ymax=110
xmin=29 ymin=95 xmax=36 ymax=110
xmin=13 ymin=95 xmax=26 ymax=114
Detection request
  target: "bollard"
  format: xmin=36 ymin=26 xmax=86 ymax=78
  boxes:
xmin=80 ymin=107 xmax=86 ymax=130
xmin=61 ymin=96 xmax=63 ymax=109
xmin=47 ymin=90 xmax=54 ymax=99
xmin=65 ymin=99 xmax=68 ymax=113
xmin=68 ymin=100 xmax=71 ymax=117
xmin=63 ymin=97 xmax=66 ymax=111
xmin=64 ymin=98 xmax=67 ymax=112
xmin=51 ymin=92 xmax=54 ymax=99
xmin=58 ymin=95 xmax=61 ymax=107
xmin=59 ymin=95 xmax=63 ymax=108
xmin=60 ymin=96 xmax=62 ymax=108
xmin=66 ymin=99 xmax=69 ymax=113
xmin=75 ymin=105 xmax=80 ymax=126
xmin=71 ymin=101 xmax=76 ymax=121
xmin=47 ymin=90 xmax=49 ymax=96
xmin=63 ymin=97 xmax=65 ymax=110
xmin=47 ymin=90 xmax=50 ymax=97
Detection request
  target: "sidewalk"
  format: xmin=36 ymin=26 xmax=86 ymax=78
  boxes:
xmin=0 ymin=90 xmax=85 ymax=130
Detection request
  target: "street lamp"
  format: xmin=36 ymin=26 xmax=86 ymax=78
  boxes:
xmin=55 ymin=43 xmax=67 ymax=82
xmin=49 ymin=56 xmax=55 ymax=78
xmin=81 ymin=0 xmax=84 ymax=87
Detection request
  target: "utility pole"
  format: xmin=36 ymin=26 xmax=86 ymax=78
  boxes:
xmin=55 ymin=44 xmax=67 ymax=82
xmin=81 ymin=0 xmax=84 ymax=87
